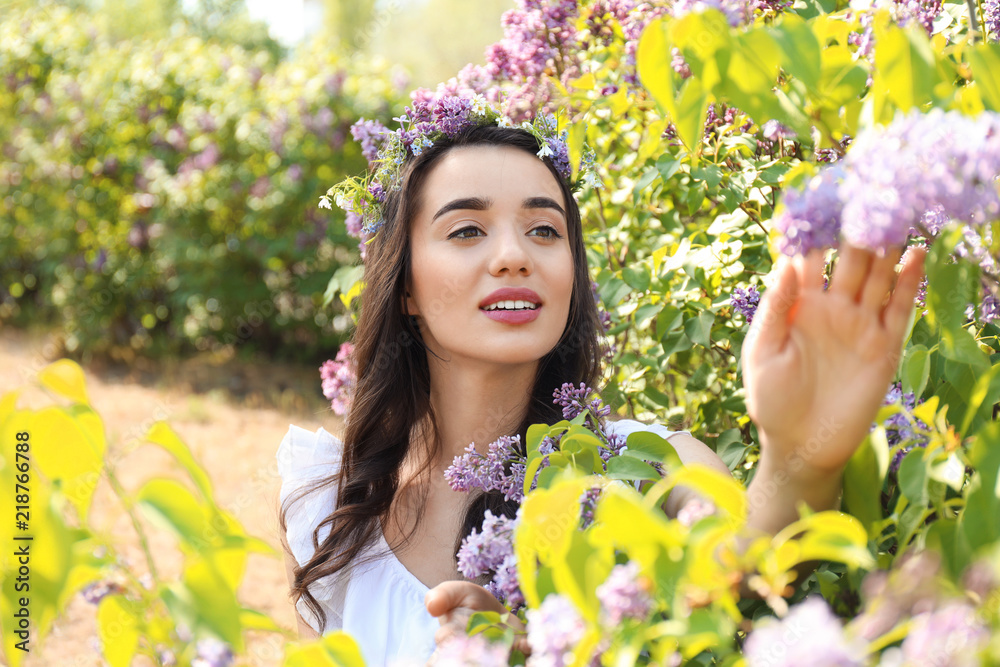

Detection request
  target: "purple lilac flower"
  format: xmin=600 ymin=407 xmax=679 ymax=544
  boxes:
xmin=431 ymin=633 xmax=509 ymax=666
xmin=600 ymin=432 xmax=627 ymax=464
xmin=525 ymin=594 xmax=588 ymax=667
xmin=772 ymin=166 xmax=845 ymax=255
xmin=444 ymin=436 xmax=526 ymax=502
xmin=670 ymin=47 xmax=692 ymax=80
xmin=878 ymin=383 xmax=930 ymax=472
xmin=483 ymin=0 xmax=584 ymax=118
xmin=731 ymin=284 xmax=761 ymax=324
xmin=595 ymin=561 xmax=654 ymax=625
xmin=491 ymin=553 xmax=525 ymax=609
xmin=319 ymin=343 xmax=355 ymax=416
xmin=894 ymin=603 xmax=988 ymax=667
xmin=744 ymin=597 xmax=865 ymax=667
xmin=761 ymin=120 xmax=794 ymax=141
xmin=457 ymin=511 xmax=516 ymax=579
xmin=191 ymin=638 xmax=234 ymax=667
xmin=552 ymin=382 xmax=612 ymax=422
xmin=350 ymin=119 xmax=389 ymax=165
xmin=776 ymin=110 xmax=1000 ymax=254
xmin=579 ymin=486 xmax=602 ymax=528
xmin=986 ymin=0 xmax=1000 ymax=40
xmin=80 ymin=580 xmax=125 ymax=605
xmin=673 ymin=0 xmax=751 ymax=27
xmin=979 ymin=293 xmax=1000 ymax=323
xmin=840 ymin=110 xmax=1000 ymax=250
xmin=457 ymin=511 xmax=524 ymax=608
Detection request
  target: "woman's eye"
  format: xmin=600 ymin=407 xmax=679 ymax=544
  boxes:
xmin=531 ymin=225 xmax=563 ymax=239
xmin=449 ymin=226 xmax=483 ymax=240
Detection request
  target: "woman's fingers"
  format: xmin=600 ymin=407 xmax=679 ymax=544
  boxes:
xmin=883 ymin=246 xmax=926 ymax=340
xmin=829 ymin=245 xmax=873 ymax=301
xmin=794 ymin=248 xmax=827 ymax=292
xmin=860 ymin=248 xmax=904 ymax=311
xmin=745 ymin=257 xmax=799 ymax=358
xmin=425 ymin=580 xmax=503 ymax=618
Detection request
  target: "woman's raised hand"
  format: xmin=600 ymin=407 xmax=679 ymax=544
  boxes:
xmin=741 ymin=245 xmax=926 ymax=482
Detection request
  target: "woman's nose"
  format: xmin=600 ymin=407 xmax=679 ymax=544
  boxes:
xmin=488 ymin=226 xmax=533 ymax=276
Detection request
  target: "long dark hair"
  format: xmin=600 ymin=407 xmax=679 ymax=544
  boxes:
xmin=281 ymin=125 xmax=604 ymax=628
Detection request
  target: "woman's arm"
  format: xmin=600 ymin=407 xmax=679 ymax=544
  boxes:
xmin=282 ymin=549 xmax=321 ymax=640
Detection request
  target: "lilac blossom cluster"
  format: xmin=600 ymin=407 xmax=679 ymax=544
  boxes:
xmin=455 ymin=510 xmax=524 ymax=609
xmin=191 ymin=638 xmax=234 ymax=667
xmin=879 ymin=383 xmax=930 ymax=472
xmin=848 ymin=0 xmax=943 ymax=61
xmin=744 ymin=597 xmax=866 ymax=667
xmin=986 ymin=0 xmax=1000 ymax=40
xmin=319 ymin=342 xmax=355 ymax=416
xmin=444 ymin=436 xmax=527 ymax=503
xmin=595 ymin=561 xmax=654 ymax=625
xmin=730 ymin=284 xmax=761 ymax=324
xmin=579 ymin=486 xmax=602 ymax=528
xmin=773 ymin=110 xmax=1000 ymax=255
xmin=553 ymin=381 xmax=612 ymax=423
xmin=431 ymin=633 xmax=509 ymax=666
xmin=525 ymin=594 xmax=588 ymax=667
xmin=80 ymin=580 xmax=126 ymax=605
xmin=484 ymin=0 xmax=583 ymax=118
xmin=673 ymin=0 xmax=752 ymax=26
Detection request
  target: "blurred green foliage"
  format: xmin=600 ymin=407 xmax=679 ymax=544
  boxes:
xmin=0 ymin=3 xmax=407 ymax=362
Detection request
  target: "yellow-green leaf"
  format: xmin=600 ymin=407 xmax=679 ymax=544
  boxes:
xmin=969 ymin=42 xmax=1000 ymax=111
xmin=97 ymin=596 xmax=140 ymax=667
xmin=145 ymin=421 xmax=214 ymax=502
xmin=37 ymin=359 xmax=90 ymax=405
xmin=31 ymin=407 xmax=104 ymax=520
xmin=284 ymin=631 xmax=367 ymax=667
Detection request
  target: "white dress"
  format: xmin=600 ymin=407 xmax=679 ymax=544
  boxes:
xmin=276 ymin=419 xmax=691 ymax=667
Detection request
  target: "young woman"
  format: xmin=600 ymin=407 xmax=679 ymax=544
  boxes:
xmin=276 ymin=117 xmax=925 ymax=665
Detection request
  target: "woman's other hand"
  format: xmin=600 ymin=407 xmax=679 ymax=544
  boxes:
xmin=425 ymin=581 xmax=528 ymax=654
xmin=741 ymin=245 xmax=925 ymax=531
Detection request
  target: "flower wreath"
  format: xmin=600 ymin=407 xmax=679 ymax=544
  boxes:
xmin=320 ymin=94 xmax=600 ymax=236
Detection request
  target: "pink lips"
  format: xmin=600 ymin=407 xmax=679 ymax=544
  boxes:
xmin=479 ymin=287 xmax=542 ymax=325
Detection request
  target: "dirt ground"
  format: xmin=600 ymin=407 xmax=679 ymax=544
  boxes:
xmin=1 ymin=326 xmax=342 ymax=667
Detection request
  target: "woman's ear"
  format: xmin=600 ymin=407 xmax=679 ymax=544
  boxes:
xmin=404 ymin=289 xmax=419 ymax=317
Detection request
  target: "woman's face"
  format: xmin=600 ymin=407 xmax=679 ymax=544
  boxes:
xmin=405 ymin=145 xmax=575 ymax=369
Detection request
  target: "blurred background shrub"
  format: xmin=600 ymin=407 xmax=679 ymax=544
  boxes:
xmin=0 ymin=1 xmax=410 ymax=363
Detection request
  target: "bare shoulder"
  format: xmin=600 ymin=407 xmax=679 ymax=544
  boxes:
xmin=663 ymin=432 xmax=731 ymax=476
xmin=607 ymin=418 xmax=731 ymax=477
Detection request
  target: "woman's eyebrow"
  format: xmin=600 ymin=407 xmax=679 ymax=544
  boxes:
xmin=523 ymin=196 xmax=565 ymax=217
xmin=432 ymin=196 xmax=494 ymax=222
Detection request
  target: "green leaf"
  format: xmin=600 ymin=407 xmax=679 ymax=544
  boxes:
xmin=623 ymin=430 xmax=684 ymax=469
xmin=136 ymin=478 xmax=220 ymax=551
xmin=842 ymin=430 xmax=889 ymax=536
xmin=901 ymin=345 xmax=930 ymax=399
xmin=715 ymin=429 xmax=747 ymax=469
xmin=960 ymin=421 xmax=1000 ymax=554
xmin=969 ymin=42 xmax=1000 ymax=111
xmin=872 ymin=20 xmax=940 ymax=120
xmin=897 ymin=448 xmax=928 ymax=506
xmin=768 ymin=16 xmax=821 ymax=92
xmin=656 ymin=155 xmax=683 ymax=181
xmin=683 ymin=310 xmax=715 ymax=348
xmin=623 ymin=264 xmax=652 ymax=292
xmin=959 ymin=363 xmax=1000 ymax=436
xmin=606 ymin=455 xmax=663 ymax=482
